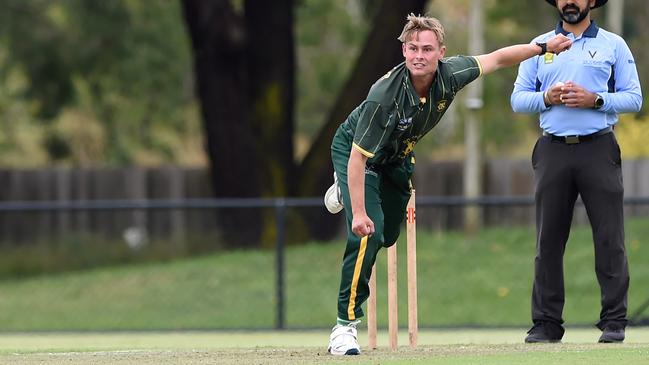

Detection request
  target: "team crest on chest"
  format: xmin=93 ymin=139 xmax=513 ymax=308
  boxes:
xmin=399 ymin=136 xmax=419 ymax=158
xmin=437 ymin=100 xmax=447 ymax=112
xmin=397 ymin=117 xmax=413 ymax=131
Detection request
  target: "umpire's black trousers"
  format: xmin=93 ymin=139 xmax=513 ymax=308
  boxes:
xmin=531 ymin=131 xmax=629 ymax=330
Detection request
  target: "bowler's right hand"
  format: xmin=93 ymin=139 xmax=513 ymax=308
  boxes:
xmin=352 ymin=213 xmax=375 ymax=238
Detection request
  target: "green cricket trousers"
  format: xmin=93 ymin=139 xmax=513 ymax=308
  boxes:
xmin=331 ymin=126 xmax=414 ymax=322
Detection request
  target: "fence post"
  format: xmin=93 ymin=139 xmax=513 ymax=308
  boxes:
xmin=275 ymin=198 xmax=286 ymax=330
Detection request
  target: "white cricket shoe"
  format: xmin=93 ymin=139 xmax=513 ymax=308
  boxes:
xmin=324 ymin=172 xmax=344 ymax=214
xmin=328 ymin=323 xmax=360 ymax=356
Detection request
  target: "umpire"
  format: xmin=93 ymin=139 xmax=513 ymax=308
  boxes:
xmin=511 ymin=0 xmax=642 ymax=343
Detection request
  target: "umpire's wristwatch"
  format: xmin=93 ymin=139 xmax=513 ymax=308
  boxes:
xmin=594 ymin=94 xmax=604 ymax=109
xmin=535 ymin=42 xmax=547 ymax=55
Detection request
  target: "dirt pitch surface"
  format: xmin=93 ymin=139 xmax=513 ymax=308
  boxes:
xmin=3 ymin=344 xmax=649 ymax=365
xmin=2 ymin=328 xmax=649 ymax=365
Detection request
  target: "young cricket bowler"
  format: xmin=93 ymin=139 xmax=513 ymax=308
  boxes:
xmin=324 ymin=13 xmax=572 ymax=355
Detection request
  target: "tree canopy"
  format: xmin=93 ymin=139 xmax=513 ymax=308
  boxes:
xmin=0 ymin=0 xmax=646 ymax=168
xmin=0 ymin=0 xmax=201 ymax=166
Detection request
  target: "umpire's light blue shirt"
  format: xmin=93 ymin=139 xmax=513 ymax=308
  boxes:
xmin=511 ymin=21 xmax=642 ymax=136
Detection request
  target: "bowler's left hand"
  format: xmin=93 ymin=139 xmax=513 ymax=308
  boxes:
xmin=559 ymin=81 xmax=598 ymax=108
xmin=547 ymin=34 xmax=572 ymax=55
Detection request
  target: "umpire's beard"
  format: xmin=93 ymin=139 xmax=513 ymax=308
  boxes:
xmin=559 ymin=4 xmax=590 ymax=25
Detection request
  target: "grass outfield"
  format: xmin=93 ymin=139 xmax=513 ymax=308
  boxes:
xmin=1 ymin=219 xmax=649 ymax=331
xmin=1 ymin=328 xmax=649 ymax=364
xmin=2 ymin=219 xmax=649 ymax=364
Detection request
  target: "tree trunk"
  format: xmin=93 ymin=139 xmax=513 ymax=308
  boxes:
xmin=243 ymin=0 xmax=297 ymax=247
xmin=182 ymin=0 xmax=429 ymax=245
xmin=245 ymin=0 xmax=296 ymax=198
xmin=297 ymin=0 xmax=429 ymax=239
xmin=182 ymin=0 xmax=258 ymax=198
xmin=182 ymin=0 xmax=295 ymax=247
xmin=627 ymin=0 xmax=648 ymax=116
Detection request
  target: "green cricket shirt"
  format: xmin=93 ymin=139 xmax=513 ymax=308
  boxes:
xmin=341 ymin=56 xmax=482 ymax=165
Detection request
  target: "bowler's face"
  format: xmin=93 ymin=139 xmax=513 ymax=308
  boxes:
xmin=402 ymin=30 xmax=445 ymax=78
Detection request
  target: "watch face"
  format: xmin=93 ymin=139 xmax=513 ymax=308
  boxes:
xmin=595 ymin=96 xmax=604 ymax=108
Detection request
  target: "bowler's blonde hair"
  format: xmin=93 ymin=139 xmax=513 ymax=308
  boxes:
xmin=397 ymin=13 xmax=445 ymax=45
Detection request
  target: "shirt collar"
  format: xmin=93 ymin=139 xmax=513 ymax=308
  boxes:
xmin=555 ymin=20 xmax=599 ymax=38
xmin=404 ymin=69 xmax=422 ymax=107
xmin=404 ymin=67 xmax=435 ymax=107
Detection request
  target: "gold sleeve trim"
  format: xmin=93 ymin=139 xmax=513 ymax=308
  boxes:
xmin=352 ymin=143 xmax=375 ymax=158
xmin=472 ymin=56 xmax=484 ymax=77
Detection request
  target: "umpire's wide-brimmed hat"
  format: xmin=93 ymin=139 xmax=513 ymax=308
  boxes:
xmin=545 ymin=0 xmax=607 ymax=8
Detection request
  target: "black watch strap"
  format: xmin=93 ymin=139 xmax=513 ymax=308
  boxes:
xmin=535 ymin=42 xmax=547 ymax=55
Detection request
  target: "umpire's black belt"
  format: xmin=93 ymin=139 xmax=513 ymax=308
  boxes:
xmin=543 ymin=126 xmax=613 ymax=144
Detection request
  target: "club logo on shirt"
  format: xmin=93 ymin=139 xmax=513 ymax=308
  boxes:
xmin=399 ymin=137 xmax=419 ymax=158
xmin=364 ymin=167 xmax=378 ymax=177
xmin=544 ymin=53 xmax=554 ymax=64
xmin=588 ymin=50 xmax=597 ymax=59
xmin=583 ymin=59 xmax=604 ymax=67
xmin=397 ymin=117 xmax=413 ymax=131
xmin=437 ymin=100 xmax=447 ymax=112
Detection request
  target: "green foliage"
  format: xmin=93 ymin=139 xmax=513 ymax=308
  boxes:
xmin=614 ymin=114 xmax=649 ymax=158
xmin=0 ymin=0 xmax=646 ymax=166
xmin=294 ymin=0 xmax=369 ymax=145
xmin=0 ymin=0 xmax=203 ymax=166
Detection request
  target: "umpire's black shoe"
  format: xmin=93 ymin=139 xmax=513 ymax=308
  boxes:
xmin=524 ymin=322 xmax=564 ymax=343
xmin=599 ymin=324 xmax=625 ymax=343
